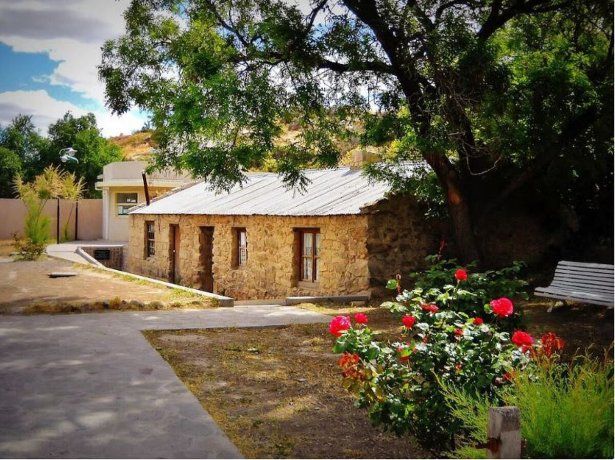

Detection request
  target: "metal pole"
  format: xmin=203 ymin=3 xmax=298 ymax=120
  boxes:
xmin=56 ymin=197 xmax=60 ymax=243
xmin=74 ymin=200 xmax=79 ymax=241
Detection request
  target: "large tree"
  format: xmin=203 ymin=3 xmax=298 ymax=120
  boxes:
xmin=100 ymin=0 xmax=613 ymax=262
xmin=40 ymin=112 xmax=123 ymax=197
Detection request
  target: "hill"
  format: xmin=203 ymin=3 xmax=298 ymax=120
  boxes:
xmin=108 ymin=128 xmax=378 ymax=166
xmin=108 ymin=131 xmax=157 ymax=161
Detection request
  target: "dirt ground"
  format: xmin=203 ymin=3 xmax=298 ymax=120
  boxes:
xmin=144 ymin=310 xmax=429 ymax=459
xmin=0 ymin=257 xmax=214 ymax=314
xmin=0 ymin=240 xmax=14 ymax=257
xmin=145 ymin=299 xmax=613 ymax=459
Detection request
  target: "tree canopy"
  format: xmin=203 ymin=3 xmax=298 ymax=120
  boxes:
xmin=99 ymin=0 xmax=613 ymax=261
xmin=0 ymin=112 xmax=122 ymax=198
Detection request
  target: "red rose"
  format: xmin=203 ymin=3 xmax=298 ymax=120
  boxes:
xmin=512 ymin=330 xmax=534 ymax=350
xmin=421 ymin=304 xmax=439 ymax=314
xmin=454 ymin=328 xmax=464 ymax=336
xmin=490 ymin=297 xmax=514 ymax=318
xmin=402 ymin=315 xmax=416 ymax=328
xmin=454 ymin=268 xmax=468 ymax=282
xmin=354 ymin=313 xmax=368 ymax=325
xmin=329 ymin=316 xmax=352 ymax=337
xmin=473 ymin=317 xmax=484 ymax=325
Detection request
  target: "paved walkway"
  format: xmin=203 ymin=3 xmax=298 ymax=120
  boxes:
xmin=46 ymin=240 xmax=127 ymax=265
xmin=0 ymin=307 xmax=330 ymax=458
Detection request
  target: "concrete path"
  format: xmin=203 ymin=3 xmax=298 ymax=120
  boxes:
xmin=46 ymin=240 xmax=127 ymax=265
xmin=0 ymin=306 xmax=330 ymax=458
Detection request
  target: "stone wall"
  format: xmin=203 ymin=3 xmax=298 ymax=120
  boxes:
xmin=127 ymin=213 xmax=371 ymax=300
xmin=365 ymin=194 xmax=443 ymax=295
xmin=81 ymin=246 xmax=123 ymax=270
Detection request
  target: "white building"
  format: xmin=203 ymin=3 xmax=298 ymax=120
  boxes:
xmin=95 ymin=161 xmax=192 ymax=241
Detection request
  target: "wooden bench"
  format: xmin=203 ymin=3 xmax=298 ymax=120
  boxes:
xmin=535 ymin=261 xmax=614 ymax=308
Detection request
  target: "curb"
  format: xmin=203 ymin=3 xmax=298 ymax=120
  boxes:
xmin=47 ymin=245 xmax=235 ymax=308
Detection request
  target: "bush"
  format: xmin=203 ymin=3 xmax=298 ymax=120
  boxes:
xmin=12 ymin=166 xmax=83 ymax=257
xmin=443 ymin=355 xmax=614 ymax=458
xmin=330 ymin=256 xmax=531 ymax=448
xmin=509 ymin=356 xmax=613 ymax=458
xmin=13 ymin=234 xmax=47 ymax=260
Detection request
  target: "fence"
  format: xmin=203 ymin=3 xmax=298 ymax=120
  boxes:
xmin=0 ymin=198 xmax=102 ymax=241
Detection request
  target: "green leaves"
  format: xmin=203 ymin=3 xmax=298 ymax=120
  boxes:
xmin=385 ymin=279 xmax=399 ymax=290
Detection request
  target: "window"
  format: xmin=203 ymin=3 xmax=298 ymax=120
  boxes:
xmin=145 ymin=221 xmax=155 ymax=258
xmin=299 ymin=229 xmax=320 ymax=282
xmin=116 ymin=192 xmax=138 ymax=215
xmin=233 ymin=228 xmax=247 ymax=267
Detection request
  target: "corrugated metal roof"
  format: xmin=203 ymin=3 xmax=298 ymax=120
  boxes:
xmin=130 ymin=166 xmax=414 ymax=216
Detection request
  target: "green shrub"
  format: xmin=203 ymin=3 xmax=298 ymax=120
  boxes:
xmin=397 ymin=255 xmax=528 ymax=318
xmin=510 ymin=356 xmax=614 ymax=458
xmin=13 ymin=166 xmax=83 ymax=257
xmin=442 ymin=356 xmax=614 ymax=458
xmin=330 ymin=256 xmax=531 ymax=448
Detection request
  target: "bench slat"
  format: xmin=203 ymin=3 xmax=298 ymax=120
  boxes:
xmin=535 ymin=291 xmax=614 ymax=307
xmin=550 ymin=279 xmax=613 ymax=291
xmin=552 ymin=275 xmax=614 ymax=287
xmin=555 ymin=269 xmax=614 ymax=279
xmin=557 ymin=265 xmax=614 ymax=273
xmin=551 ymin=276 xmax=614 ymax=287
xmin=549 ymin=282 xmax=613 ymax=294
xmin=535 ymin=287 xmax=613 ymax=302
xmin=558 ymin=261 xmax=614 ymax=270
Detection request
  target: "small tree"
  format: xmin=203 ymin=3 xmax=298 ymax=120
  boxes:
xmin=13 ymin=166 xmax=84 ymax=259
xmin=60 ymin=171 xmax=84 ymax=242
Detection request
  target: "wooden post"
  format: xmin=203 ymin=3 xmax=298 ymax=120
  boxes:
xmin=487 ymin=406 xmax=521 ymax=459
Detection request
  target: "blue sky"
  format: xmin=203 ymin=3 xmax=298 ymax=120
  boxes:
xmin=0 ymin=0 xmax=146 ymax=137
xmin=0 ymin=43 xmax=100 ymax=110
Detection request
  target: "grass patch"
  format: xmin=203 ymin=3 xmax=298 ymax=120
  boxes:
xmin=76 ymin=263 xmax=208 ymax=303
xmin=19 ymin=297 xmax=213 ymax=315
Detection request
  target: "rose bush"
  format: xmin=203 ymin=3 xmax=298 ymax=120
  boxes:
xmin=330 ymin=256 xmax=540 ymax=448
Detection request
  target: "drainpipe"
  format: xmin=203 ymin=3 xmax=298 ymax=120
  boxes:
xmin=142 ymin=172 xmax=150 ymax=206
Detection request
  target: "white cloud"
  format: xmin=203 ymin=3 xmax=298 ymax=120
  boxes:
xmin=0 ymin=0 xmax=136 ymax=133
xmin=0 ymin=90 xmax=145 ymax=137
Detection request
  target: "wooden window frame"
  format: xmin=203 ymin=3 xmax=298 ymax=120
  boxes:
xmin=233 ymin=228 xmax=247 ymax=268
xmin=298 ymin=228 xmax=320 ymax=283
xmin=145 ymin=221 xmax=155 ymax=258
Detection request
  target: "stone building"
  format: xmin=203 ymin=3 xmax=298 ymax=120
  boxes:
xmin=127 ymin=167 xmax=440 ymax=300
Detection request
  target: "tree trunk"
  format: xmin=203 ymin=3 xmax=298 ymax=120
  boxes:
xmin=447 ymin=186 xmax=481 ymax=264
xmin=425 ymin=152 xmax=482 ymax=264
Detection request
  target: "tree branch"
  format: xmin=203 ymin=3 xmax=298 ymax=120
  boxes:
xmin=477 ymin=0 xmax=571 ymax=41
xmin=479 ymin=104 xmax=601 ymax=219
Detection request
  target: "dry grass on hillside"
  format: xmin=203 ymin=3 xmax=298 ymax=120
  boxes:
xmin=109 ymin=131 xmax=157 ymax=160
xmin=108 ymin=127 xmax=381 ymax=166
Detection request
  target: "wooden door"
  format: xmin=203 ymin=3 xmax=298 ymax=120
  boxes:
xmin=198 ymin=226 xmax=214 ymax=292
xmin=169 ymin=224 xmax=180 ymax=284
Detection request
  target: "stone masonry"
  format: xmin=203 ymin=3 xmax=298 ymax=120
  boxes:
xmin=127 ymin=195 xmax=440 ymax=300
